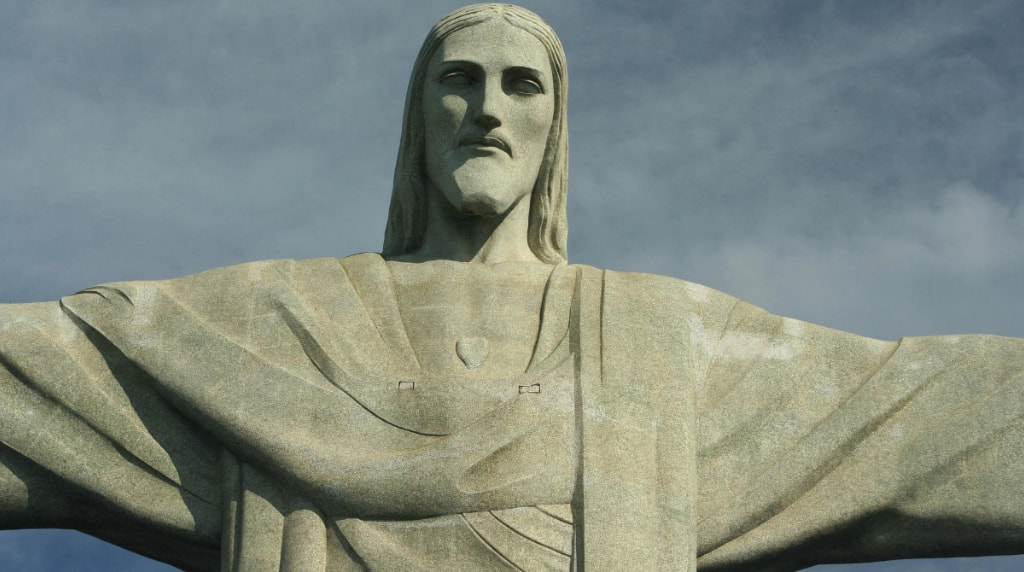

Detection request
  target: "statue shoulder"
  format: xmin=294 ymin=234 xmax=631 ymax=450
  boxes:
xmin=68 ymin=254 xmax=383 ymax=301
xmin=582 ymin=266 xmax=740 ymax=313
xmin=58 ymin=255 xmax=379 ymax=330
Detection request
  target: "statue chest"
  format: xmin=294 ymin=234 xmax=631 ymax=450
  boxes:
xmin=388 ymin=260 xmax=555 ymax=383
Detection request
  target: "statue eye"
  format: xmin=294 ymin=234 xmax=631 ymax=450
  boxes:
xmin=439 ymin=70 xmax=473 ymax=87
xmin=508 ymin=77 xmax=543 ymax=95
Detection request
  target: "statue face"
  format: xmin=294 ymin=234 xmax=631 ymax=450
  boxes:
xmin=422 ymin=19 xmax=555 ymax=218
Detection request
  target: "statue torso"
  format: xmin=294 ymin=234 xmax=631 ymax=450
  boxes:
xmin=387 ymin=259 xmax=553 ymax=381
xmin=336 ymin=259 xmax=576 ymax=570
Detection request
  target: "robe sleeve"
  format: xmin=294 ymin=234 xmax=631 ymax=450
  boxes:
xmin=694 ymin=297 xmax=1024 ymax=571
xmin=0 ymin=299 xmax=222 ymax=571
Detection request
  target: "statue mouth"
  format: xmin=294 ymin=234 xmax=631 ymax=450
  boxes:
xmin=461 ymin=136 xmax=512 ymax=157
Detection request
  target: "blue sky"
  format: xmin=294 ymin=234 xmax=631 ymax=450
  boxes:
xmin=1 ymin=0 xmax=1023 ymax=569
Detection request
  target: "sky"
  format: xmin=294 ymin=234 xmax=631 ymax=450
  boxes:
xmin=1 ymin=0 xmax=1023 ymax=570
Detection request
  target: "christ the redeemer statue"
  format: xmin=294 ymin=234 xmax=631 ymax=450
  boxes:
xmin=2 ymin=4 xmax=1023 ymax=571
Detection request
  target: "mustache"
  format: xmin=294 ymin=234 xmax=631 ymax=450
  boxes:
xmin=460 ymin=135 xmax=512 ymax=157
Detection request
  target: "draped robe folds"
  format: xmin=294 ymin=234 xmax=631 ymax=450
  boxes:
xmin=2 ymin=253 xmax=1024 ymax=571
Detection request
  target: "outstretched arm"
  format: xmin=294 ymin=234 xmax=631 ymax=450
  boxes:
xmin=695 ymin=298 xmax=1024 ymax=571
xmin=0 ymin=300 xmax=221 ymax=571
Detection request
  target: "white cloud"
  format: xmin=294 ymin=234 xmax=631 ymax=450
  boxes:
xmin=690 ymin=181 xmax=1024 ymax=339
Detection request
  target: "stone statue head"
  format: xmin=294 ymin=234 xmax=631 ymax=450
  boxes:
xmin=382 ymin=3 xmax=569 ymax=264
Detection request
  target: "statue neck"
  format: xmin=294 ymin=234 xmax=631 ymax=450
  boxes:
xmin=408 ymin=190 xmax=539 ymax=264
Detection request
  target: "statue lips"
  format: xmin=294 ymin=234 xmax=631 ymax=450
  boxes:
xmin=460 ymin=135 xmax=512 ymax=157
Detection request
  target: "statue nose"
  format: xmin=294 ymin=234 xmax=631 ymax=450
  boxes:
xmin=475 ymin=80 xmax=504 ymax=130
xmin=475 ymin=113 xmax=501 ymax=130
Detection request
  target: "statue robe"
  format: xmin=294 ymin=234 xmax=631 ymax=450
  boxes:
xmin=2 ymin=253 xmax=1024 ymax=571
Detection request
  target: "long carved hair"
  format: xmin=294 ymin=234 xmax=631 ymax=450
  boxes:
xmin=382 ymin=3 xmax=569 ymax=264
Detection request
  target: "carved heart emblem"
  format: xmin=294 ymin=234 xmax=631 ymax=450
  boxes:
xmin=456 ymin=337 xmax=489 ymax=370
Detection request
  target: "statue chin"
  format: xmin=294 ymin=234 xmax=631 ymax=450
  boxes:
xmin=443 ymin=167 xmax=533 ymax=218
xmin=446 ymin=189 xmax=516 ymax=217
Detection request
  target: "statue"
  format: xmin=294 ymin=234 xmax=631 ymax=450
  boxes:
xmin=2 ymin=4 xmax=1024 ymax=571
